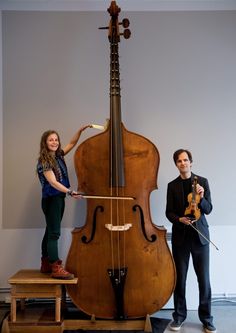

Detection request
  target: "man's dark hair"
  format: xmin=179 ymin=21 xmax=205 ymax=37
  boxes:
xmin=173 ymin=149 xmax=193 ymax=165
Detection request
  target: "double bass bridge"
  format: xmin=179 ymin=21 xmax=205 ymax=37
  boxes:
xmin=105 ymin=223 xmax=132 ymax=231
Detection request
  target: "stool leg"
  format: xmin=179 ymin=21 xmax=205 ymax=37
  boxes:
xmin=11 ymin=297 xmax=17 ymax=322
xmin=55 ymin=297 xmax=61 ymax=322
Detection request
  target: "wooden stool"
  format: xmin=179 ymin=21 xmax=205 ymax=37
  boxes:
xmin=8 ymin=269 xmax=78 ymax=323
xmin=7 ymin=270 xmax=152 ymax=333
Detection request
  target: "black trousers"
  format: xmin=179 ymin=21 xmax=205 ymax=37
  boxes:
xmin=172 ymin=227 xmax=213 ymax=326
xmin=41 ymin=195 xmax=65 ymax=262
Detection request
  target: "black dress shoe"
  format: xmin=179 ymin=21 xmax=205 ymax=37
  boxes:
xmin=169 ymin=320 xmax=183 ymax=331
xmin=203 ymin=323 xmax=217 ymax=333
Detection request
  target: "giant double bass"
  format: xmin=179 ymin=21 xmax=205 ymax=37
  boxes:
xmin=66 ymin=1 xmax=176 ymax=319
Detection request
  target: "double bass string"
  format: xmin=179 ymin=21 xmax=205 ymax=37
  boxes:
xmin=109 ymin=116 xmax=124 ymax=280
xmin=109 ymin=37 xmax=127 ymax=282
xmin=121 ymin=192 xmax=127 ymax=276
xmin=109 ymin=118 xmax=115 ymax=276
xmin=114 ymin=143 xmax=123 ymax=283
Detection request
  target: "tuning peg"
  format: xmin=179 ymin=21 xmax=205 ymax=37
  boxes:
xmin=120 ymin=29 xmax=131 ymax=39
xmin=119 ymin=18 xmax=130 ymax=28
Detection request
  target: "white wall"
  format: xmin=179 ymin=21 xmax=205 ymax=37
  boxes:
xmin=1 ymin=9 xmax=236 ymax=310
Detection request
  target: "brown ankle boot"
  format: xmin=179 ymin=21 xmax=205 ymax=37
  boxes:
xmin=40 ymin=257 xmax=52 ymax=273
xmin=51 ymin=260 xmax=74 ymax=280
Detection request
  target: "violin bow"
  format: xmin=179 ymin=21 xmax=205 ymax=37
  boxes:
xmin=189 ymin=221 xmax=219 ymax=251
xmin=77 ymin=193 xmax=135 ymax=200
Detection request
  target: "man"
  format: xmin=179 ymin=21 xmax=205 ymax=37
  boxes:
xmin=166 ymin=149 xmax=216 ymax=333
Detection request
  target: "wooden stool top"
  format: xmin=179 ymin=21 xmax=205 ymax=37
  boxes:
xmin=8 ymin=269 xmax=78 ymax=285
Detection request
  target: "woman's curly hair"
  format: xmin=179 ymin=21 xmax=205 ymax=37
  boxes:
xmin=38 ymin=130 xmax=62 ymax=169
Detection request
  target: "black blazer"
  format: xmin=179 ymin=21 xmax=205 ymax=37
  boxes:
xmin=166 ymin=172 xmax=213 ymax=246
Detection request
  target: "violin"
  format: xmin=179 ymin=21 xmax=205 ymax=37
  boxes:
xmin=183 ymin=176 xmax=219 ymax=250
xmin=184 ymin=176 xmax=201 ymax=221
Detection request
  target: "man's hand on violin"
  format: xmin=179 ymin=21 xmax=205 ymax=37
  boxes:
xmin=179 ymin=217 xmax=196 ymax=225
xmin=196 ymin=184 xmax=204 ymax=198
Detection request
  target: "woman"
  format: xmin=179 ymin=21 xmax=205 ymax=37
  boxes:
xmin=37 ymin=125 xmax=91 ymax=279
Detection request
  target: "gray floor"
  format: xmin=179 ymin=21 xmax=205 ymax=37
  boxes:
xmin=152 ymin=303 xmax=236 ymax=333
xmin=1 ymin=302 xmax=235 ymax=333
